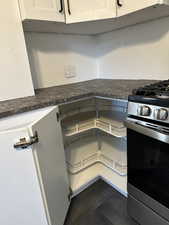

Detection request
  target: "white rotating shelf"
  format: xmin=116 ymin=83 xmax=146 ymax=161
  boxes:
xmin=63 ymin=117 xmax=126 ymax=139
xmin=66 ymin=151 xmax=127 ymax=177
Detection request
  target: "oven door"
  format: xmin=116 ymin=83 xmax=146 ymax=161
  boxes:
xmin=125 ymin=120 xmax=169 ymax=214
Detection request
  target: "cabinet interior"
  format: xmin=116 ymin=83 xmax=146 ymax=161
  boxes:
xmin=59 ymin=97 xmax=128 ymax=195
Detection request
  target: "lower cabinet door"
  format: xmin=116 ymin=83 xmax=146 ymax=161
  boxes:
xmin=29 ymin=106 xmax=70 ymax=225
xmin=0 ymin=128 xmax=49 ymax=225
xmin=0 ymin=106 xmax=70 ymax=225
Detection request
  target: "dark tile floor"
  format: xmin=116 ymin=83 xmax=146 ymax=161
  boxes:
xmin=64 ymin=179 xmax=139 ymax=225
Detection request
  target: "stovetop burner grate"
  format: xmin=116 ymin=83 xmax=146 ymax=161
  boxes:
xmin=133 ymin=80 xmax=169 ymax=98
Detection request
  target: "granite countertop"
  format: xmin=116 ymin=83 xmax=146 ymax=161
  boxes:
xmin=0 ymin=79 xmax=156 ymax=119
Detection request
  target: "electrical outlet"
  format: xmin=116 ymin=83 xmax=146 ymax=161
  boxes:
xmin=64 ymin=65 xmax=76 ymax=78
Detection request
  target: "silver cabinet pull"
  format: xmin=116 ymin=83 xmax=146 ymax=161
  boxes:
xmin=14 ymin=131 xmax=39 ymax=149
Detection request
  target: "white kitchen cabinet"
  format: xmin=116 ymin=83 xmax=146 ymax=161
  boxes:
xmin=0 ymin=106 xmax=70 ymax=225
xmin=22 ymin=0 xmax=169 ymax=35
xmin=64 ymin=0 xmax=117 ymax=23
xmin=0 ymin=0 xmax=34 ymax=101
xmin=18 ymin=0 xmax=169 ymax=25
xmin=0 ymin=98 xmax=128 ymax=225
xmin=19 ymin=0 xmax=116 ymax=23
xmin=19 ymin=0 xmax=65 ymax=22
xmin=117 ymin=0 xmax=169 ymax=17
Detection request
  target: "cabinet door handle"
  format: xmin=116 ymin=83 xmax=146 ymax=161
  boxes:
xmin=67 ymin=0 xmax=71 ymax=15
xmin=59 ymin=0 xmax=63 ymax=13
xmin=117 ymin=0 xmax=122 ymax=7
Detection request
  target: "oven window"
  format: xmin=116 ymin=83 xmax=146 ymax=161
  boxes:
xmin=128 ymin=129 xmax=169 ymax=208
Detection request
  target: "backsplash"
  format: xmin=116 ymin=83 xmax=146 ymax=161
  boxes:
xmin=25 ymin=32 xmax=98 ymax=89
xmin=97 ymin=16 xmax=169 ymax=80
xmin=25 ymin=16 xmax=169 ymax=90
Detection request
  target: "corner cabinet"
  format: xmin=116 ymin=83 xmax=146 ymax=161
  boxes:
xmin=0 ymin=99 xmax=128 ymax=225
xmin=64 ymin=0 xmax=117 ymax=23
xmin=0 ymin=106 xmax=70 ymax=225
xmin=19 ymin=0 xmax=117 ymax=23
xmin=21 ymin=0 xmax=169 ymax=34
xmin=19 ymin=0 xmax=65 ymax=22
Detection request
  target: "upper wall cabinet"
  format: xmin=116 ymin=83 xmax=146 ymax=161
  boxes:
xmin=64 ymin=0 xmax=117 ymax=23
xmin=19 ymin=0 xmax=65 ymax=22
xmin=19 ymin=0 xmax=116 ymax=23
xmin=21 ymin=0 xmax=169 ymax=35
xmin=0 ymin=0 xmax=34 ymax=101
xmin=117 ymin=0 xmax=169 ymax=16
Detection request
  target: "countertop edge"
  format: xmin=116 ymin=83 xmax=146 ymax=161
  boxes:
xmin=0 ymin=79 xmax=157 ymax=120
xmin=0 ymin=93 xmax=127 ymax=119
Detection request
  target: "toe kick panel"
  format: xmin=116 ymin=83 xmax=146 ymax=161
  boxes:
xmin=128 ymin=195 xmax=169 ymax=225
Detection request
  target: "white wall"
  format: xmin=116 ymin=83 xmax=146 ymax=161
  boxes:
xmin=25 ymin=16 xmax=169 ymax=91
xmin=98 ymin=16 xmax=169 ymax=80
xmin=0 ymin=0 xmax=34 ymax=101
xmin=25 ymin=33 xmax=98 ymax=89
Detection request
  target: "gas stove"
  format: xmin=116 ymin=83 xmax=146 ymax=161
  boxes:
xmin=128 ymin=80 xmax=169 ymax=123
xmin=133 ymin=80 xmax=169 ymax=97
xmin=129 ymin=79 xmax=169 ymax=107
xmin=126 ymin=80 xmax=169 ymax=225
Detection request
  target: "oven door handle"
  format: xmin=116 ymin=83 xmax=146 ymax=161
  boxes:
xmin=124 ymin=120 xmax=169 ymax=144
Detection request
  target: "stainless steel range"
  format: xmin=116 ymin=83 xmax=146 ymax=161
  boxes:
xmin=125 ymin=80 xmax=169 ymax=225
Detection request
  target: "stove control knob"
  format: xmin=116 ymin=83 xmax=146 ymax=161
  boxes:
xmin=154 ymin=108 xmax=168 ymax=121
xmin=138 ymin=105 xmax=151 ymax=117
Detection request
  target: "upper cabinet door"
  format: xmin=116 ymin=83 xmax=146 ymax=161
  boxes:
xmin=19 ymin=0 xmax=65 ymax=22
xmin=117 ymin=0 xmax=158 ymax=17
xmin=64 ymin=0 xmax=117 ymax=24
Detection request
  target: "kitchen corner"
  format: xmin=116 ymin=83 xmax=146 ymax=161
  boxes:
xmin=2 ymin=1 xmax=169 ymax=224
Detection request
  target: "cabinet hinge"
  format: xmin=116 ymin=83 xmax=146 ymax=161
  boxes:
xmin=68 ymin=187 xmax=73 ymax=202
xmin=56 ymin=112 xmax=60 ymax=122
xmin=14 ymin=131 xmax=39 ymax=150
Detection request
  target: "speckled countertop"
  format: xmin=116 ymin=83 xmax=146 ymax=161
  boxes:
xmin=0 ymin=79 xmax=157 ymax=119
